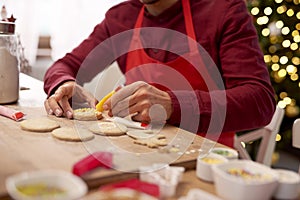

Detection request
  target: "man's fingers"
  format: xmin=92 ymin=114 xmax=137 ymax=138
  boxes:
xmin=105 ymin=81 xmax=172 ymax=124
xmin=59 ymin=96 xmax=73 ymax=119
xmin=43 ymin=81 xmax=99 ymax=119
xmin=54 ymin=82 xmax=74 ymax=101
xmin=54 ymin=88 xmax=66 ymax=101
xmin=111 ymin=97 xmax=133 ymax=116
xmin=110 ymin=81 xmax=146 ymax=108
xmin=44 ymin=99 xmax=53 ymax=115
xmin=130 ymin=104 xmax=167 ymax=124
xmin=148 ymin=104 xmax=168 ymax=122
xmin=88 ymin=98 xmax=98 ymax=109
xmin=114 ymin=103 xmax=134 ymax=118
xmin=47 ymin=95 xmax=63 ymax=117
xmin=131 ymin=109 xmax=150 ymax=123
xmin=115 ymin=99 xmax=147 ymax=118
xmin=109 ymin=83 xmax=147 ymax=115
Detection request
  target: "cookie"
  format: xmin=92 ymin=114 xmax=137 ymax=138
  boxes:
xmin=126 ymin=130 xmax=153 ymax=139
xmin=73 ymin=108 xmax=103 ymax=121
xmin=88 ymin=122 xmax=127 ymax=136
xmin=51 ymin=127 xmax=94 ymax=142
xmin=20 ymin=118 xmax=60 ymax=132
xmin=133 ymin=134 xmax=168 ymax=148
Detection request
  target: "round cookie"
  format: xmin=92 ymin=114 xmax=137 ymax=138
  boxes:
xmin=20 ymin=118 xmax=60 ymax=132
xmin=73 ymin=108 xmax=103 ymax=121
xmin=89 ymin=122 xmax=127 ymax=136
xmin=52 ymin=127 xmax=94 ymax=142
xmin=126 ymin=130 xmax=153 ymax=139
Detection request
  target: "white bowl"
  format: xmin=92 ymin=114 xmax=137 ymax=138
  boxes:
xmin=212 ymin=160 xmax=278 ymax=200
xmin=5 ymin=170 xmax=88 ymax=200
xmin=273 ymin=169 xmax=300 ymax=200
xmin=211 ymin=147 xmax=238 ymax=160
xmin=196 ymin=153 xmax=228 ymax=182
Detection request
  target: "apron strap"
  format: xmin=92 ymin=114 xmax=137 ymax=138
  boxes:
xmin=131 ymin=5 xmax=145 ymax=40
xmin=182 ymin=0 xmax=198 ymax=52
xmin=135 ymin=6 xmax=145 ymax=29
xmin=134 ymin=1 xmax=197 ymax=52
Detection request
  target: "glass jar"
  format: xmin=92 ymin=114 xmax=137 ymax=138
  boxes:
xmin=0 ymin=21 xmax=19 ymax=104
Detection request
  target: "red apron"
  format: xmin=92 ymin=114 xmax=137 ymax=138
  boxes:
xmin=125 ymin=0 xmax=234 ymax=147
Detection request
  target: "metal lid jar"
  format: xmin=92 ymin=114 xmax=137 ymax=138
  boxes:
xmin=0 ymin=21 xmax=19 ymax=104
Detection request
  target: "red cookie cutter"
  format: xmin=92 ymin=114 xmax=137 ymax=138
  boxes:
xmin=72 ymin=152 xmax=113 ymax=176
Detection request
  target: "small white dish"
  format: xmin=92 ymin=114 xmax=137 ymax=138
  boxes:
xmin=5 ymin=170 xmax=87 ymax=200
xmin=212 ymin=160 xmax=278 ymax=200
xmin=273 ymin=169 xmax=300 ymax=200
xmin=211 ymin=147 xmax=238 ymax=160
xmin=196 ymin=153 xmax=228 ymax=182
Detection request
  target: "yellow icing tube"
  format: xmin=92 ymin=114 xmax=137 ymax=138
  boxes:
xmin=96 ymin=90 xmax=116 ymax=112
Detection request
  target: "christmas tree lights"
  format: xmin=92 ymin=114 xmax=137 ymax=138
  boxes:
xmin=247 ymin=0 xmax=300 ymax=149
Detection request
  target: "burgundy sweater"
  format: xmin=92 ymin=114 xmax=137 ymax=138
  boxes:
xmin=44 ymin=0 xmax=276 ymax=143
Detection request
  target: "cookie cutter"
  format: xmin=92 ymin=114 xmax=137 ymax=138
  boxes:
xmin=139 ymin=163 xmax=185 ymax=198
xmin=72 ymin=152 xmax=113 ymax=176
xmin=100 ymin=178 xmax=160 ymax=198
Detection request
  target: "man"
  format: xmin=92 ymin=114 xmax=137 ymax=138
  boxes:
xmin=44 ymin=0 xmax=276 ymax=147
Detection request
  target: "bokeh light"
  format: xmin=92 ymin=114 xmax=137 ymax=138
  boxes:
xmin=282 ymin=39 xmax=291 ymax=48
xmin=290 ymin=43 xmax=298 ymax=51
xmin=281 ymin=27 xmax=290 ymax=35
xmin=277 ymin=5 xmax=287 ymax=14
xmin=293 ymin=34 xmax=300 ymax=42
xmin=248 ymin=0 xmax=300 ymax=148
xmin=272 ymin=55 xmax=280 ymax=63
xmin=264 ymin=7 xmax=273 ymax=15
xmin=276 ymin=20 xmax=284 ymax=29
xmin=287 ymin=9 xmax=295 ymax=17
xmin=272 ymin=64 xmax=280 ymax=71
xmin=257 ymin=16 xmax=269 ymax=25
xmin=262 ymin=28 xmax=270 ymax=36
xmin=292 ymin=57 xmax=300 ymax=65
xmin=279 ymin=56 xmax=289 ymax=64
xmin=278 ymin=69 xmax=287 ymax=77
xmin=251 ymin=7 xmax=260 ymax=15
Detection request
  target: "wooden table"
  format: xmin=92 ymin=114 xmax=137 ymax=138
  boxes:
xmin=0 ymin=73 xmax=228 ymax=200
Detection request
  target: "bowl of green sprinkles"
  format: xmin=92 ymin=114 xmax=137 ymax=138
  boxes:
xmin=211 ymin=147 xmax=238 ymax=160
xmin=5 ymin=170 xmax=87 ymax=200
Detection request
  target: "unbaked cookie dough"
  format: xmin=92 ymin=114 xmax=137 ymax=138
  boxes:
xmin=73 ymin=108 xmax=103 ymax=121
xmin=126 ymin=130 xmax=154 ymax=139
xmin=133 ymin=134 xmax=168 ymax=148
xmin=20 ymin=118 xmax=60 ymax=132
xmin=51 ymin=127 xmax=94 ymax=142
xmin=88 ymin=121 xmax=127 ymax=136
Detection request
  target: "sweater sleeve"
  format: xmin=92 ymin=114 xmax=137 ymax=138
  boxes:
xmin=43 ymin=19 xmax=113 ymax=96
xmin=168 ymin=0 xmax=276 ymax=133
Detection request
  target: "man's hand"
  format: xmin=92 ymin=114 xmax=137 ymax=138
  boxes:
xmin=44 ymin=81 xmax=97 ymax=119
xmin=104 ymin=81 xmax=173 ymax=124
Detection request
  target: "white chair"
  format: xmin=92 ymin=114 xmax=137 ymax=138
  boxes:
xmin=234 ymin=105 xmax=285 ymax=166
xmin=292 ymin=118 xmax=300 ymax=173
